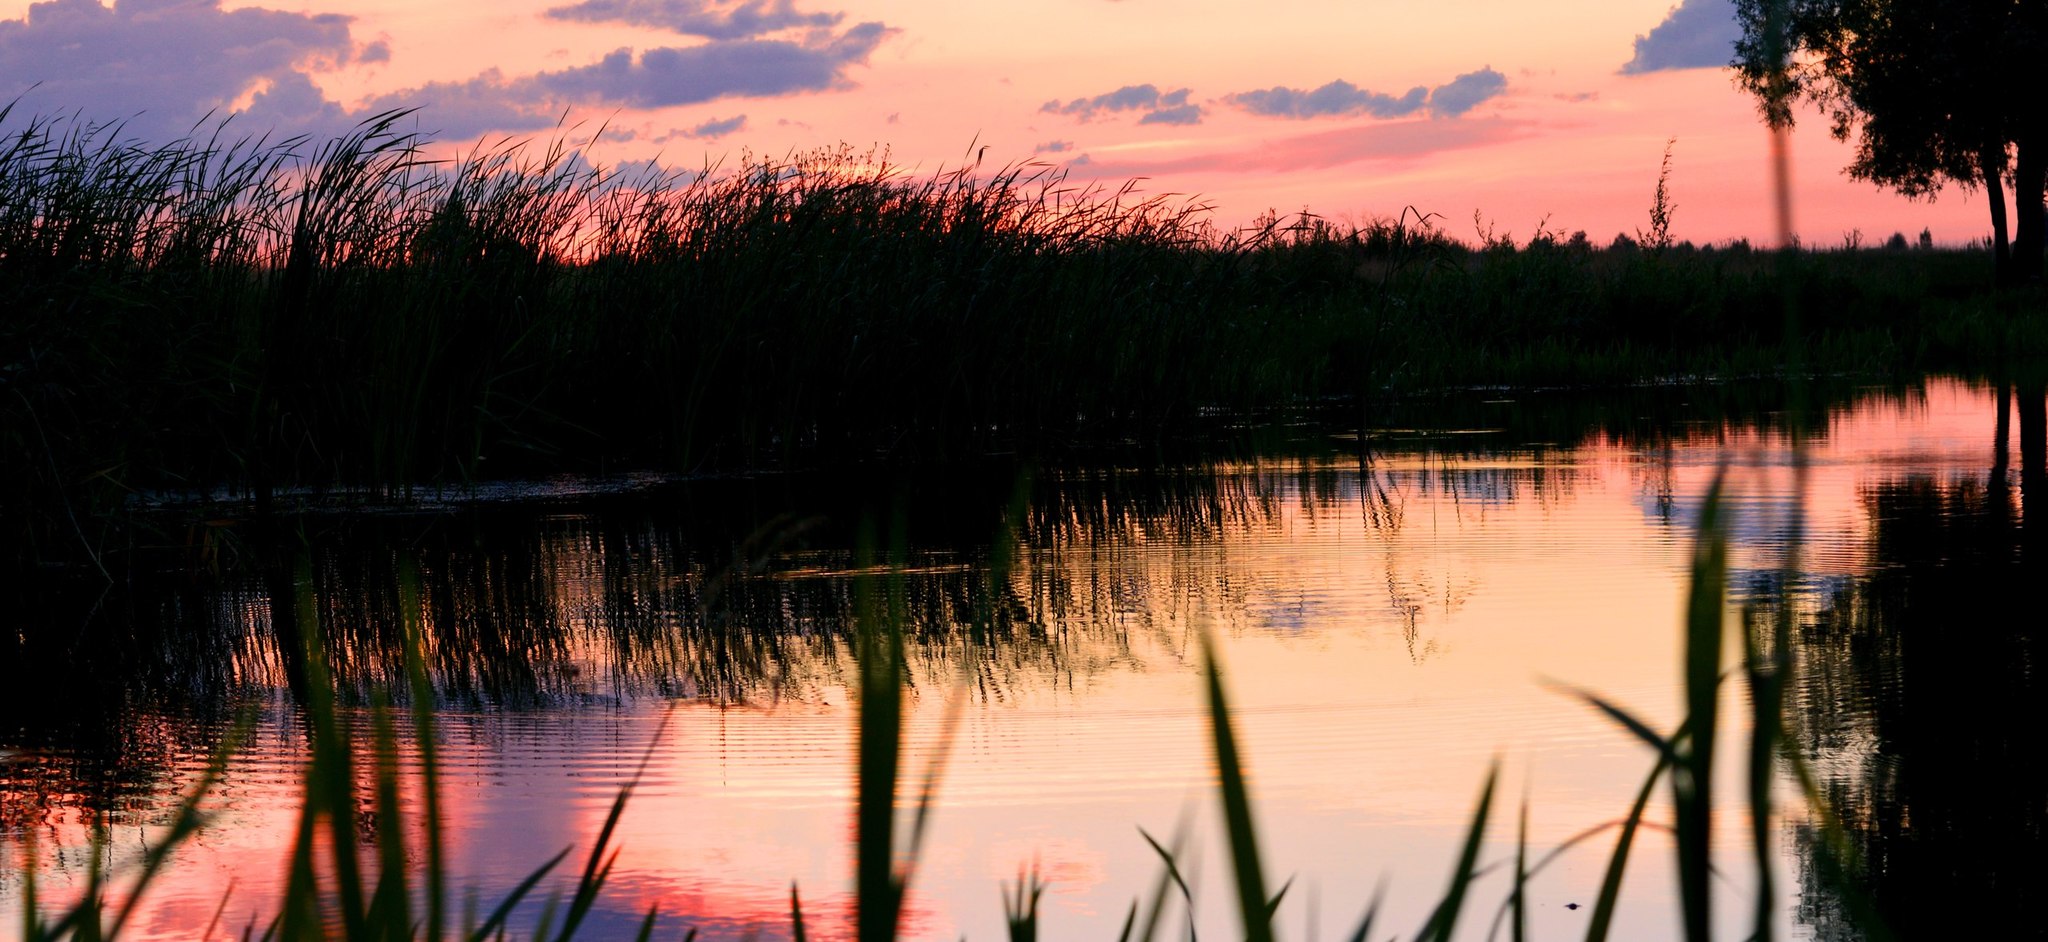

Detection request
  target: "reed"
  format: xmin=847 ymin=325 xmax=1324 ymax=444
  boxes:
xmin=5 ymin=105 xmax=2039 ymax=572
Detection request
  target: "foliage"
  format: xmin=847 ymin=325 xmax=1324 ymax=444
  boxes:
xmin=4 ymin=107 xmax=2040 ymax=573
xmin=1733 ymin=0 xmax=2048 ymax=282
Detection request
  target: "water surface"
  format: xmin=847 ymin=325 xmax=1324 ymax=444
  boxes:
xmin=5 ymin=377 xmax=2040 ymax=940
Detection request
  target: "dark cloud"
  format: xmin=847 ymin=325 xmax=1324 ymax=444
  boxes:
xmin=1620 ymin=0 xmax=1740 ymax=74
xmin=1137 ymin=103 xmax=1203 ymax=126
xmin=1041 ymin=83 xmax=1202 ymax=126
xmin=3 ymin=0 xmax=891 ymax=148
xmin=682 ymin=113 xmax=746 ymax=138
xmin=358 ymin=71 xmax=561 ymax=140
xmin=535 ymin=22 xmax=891 ymax=106
xmin=1226 ymin=80 xmax=1427 ymax=120
xmin=1427 ymin=68 xmax=1507 ymax=117
xmin=543 ymin=0 xmax=841 ymax=41
xmin=1034 ymin=139 xmax=1074 ymax=153
xmin=355 ymin=21 xmax=891 ymax=139
xmin=1041 ymin=83 xmax=1195 ymax=123
xmin=1226 ymin=69 xmax=1507 ymax=121
xmin=0 ymin=0 xmax=380 ymax=142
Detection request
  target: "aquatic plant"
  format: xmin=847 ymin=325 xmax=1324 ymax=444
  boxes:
xmin=6 ymin=102 xmax=2041 ymax=575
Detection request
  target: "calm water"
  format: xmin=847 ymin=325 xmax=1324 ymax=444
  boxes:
xmin=5 ymin=377 xmax=2043 ymax=940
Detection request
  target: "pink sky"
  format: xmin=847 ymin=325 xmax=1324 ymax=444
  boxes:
xmin=0 ymin=0 xmax=2000 ymax=245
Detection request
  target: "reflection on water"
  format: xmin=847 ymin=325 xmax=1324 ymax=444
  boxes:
xmin=3 ymin=377 xmax=2040 ymax=939
xmin=1796 ymin=382 xmax=2048 ymax=940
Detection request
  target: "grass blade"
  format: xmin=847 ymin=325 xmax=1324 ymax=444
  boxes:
xmin=1200 ymin=629 xmax=1274 ymax=942
xmin=1416 ymin=763 xmax=1497 ymax=942
xmin=364 ymin=698 xmax=413 ymax=938
xmin=1003 ymin=865 xmax=1046 ymax=942
xmin=552 ymin=711 xmax=670 ymax=941
xmin=855 ymin=515 xmax=908 ymax=942
xmin=1583 ymin=746 xmax=1674 ymax=942
xmin=1511 ymin=800 xmax=1529 ymax=942
xmin=1346 ymin=879 xmax=1388 ymax=942
xmin=1135 ymin=824 xmax=1195 ymax=942
xmin=1675 ymin=475 xmax=1728 ymax=942
xmin=399 ymin=558 xmax=447 ymax=942
xmin=466 ymin=847 xmax=572 ymax=942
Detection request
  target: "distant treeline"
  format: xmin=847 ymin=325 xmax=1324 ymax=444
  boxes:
xmin=4 ymin=110 xmax=2044 ymax=563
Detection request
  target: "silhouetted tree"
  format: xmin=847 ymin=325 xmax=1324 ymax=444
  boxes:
xmin=1734 ymin=0 xmax=2048 ymax=283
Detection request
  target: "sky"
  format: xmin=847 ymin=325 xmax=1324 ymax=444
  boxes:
xmin=0 ymin=0 xmax=1999 ymax=245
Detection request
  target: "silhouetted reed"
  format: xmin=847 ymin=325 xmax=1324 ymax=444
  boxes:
xmin=6 ymin=106 xmax=2039 ymax=572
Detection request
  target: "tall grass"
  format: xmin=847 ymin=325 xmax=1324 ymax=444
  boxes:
xmin=6 ymin=104 xmax=2040 ymax=572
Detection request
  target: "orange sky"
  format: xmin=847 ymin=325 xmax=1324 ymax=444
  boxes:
xmin=0 ymin=0 xmax=2001 ymax=245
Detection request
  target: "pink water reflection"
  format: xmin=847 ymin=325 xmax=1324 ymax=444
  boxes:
xmin=2 ymin=377 xmax=2014 ymax=940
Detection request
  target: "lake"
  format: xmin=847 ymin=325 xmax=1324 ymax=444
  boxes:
xmin=4 ymin=376 xmax=2040 ymax=940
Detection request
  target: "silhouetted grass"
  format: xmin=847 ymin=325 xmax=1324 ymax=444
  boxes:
xmin=7 ymin=106 xmax=2045 ymax=570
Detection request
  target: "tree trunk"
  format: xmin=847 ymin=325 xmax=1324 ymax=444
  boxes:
xmin=2013 ymin=135 xmax=2047 ymax=284
xmin=1983 ymin=145 xmax=2013 ymax=284
xmin=1993 ymin=381 xmax=2013 ymax=506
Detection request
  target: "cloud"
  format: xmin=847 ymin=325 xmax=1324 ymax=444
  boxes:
xmin=1620 ymin=0 xmax=1740 ymax=74
xmin=358 ymin=72 xmax=561 ymax=140
xmin=1137 ymin=103 xmax=1203 ymax=126
xmin=3 ymin=0 xmax=891 ymax=148
xmin=359 ymin=21 xmax=892 ymax=138
xmin=1040 ymin=83 xmax=1197 ymax=125
xmin=0 ymin=0 xmax=381 ymax=143
xmin=1226 ymin=80 xmax=1427 ymax=120
xmin=543 ymin=0 xmax=842 ymax=41
xmin=533 ymin=23 xmax=891 ymax=107
xmin=681 ymin=113 xmax=746 ymax=138
xmin=1427 ymin=68 xmax=1507 ymax=117
xmin=1226 ymin=69 xmax=1507 ymax=121
xmin=1034 ymin=139 xmax=1074 ymax=153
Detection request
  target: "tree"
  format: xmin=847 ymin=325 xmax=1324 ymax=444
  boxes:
xmin=1734 ymin=0 xmax=2048 ymax=284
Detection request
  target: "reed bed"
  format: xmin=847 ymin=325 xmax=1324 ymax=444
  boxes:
xmin=3 ymin=103 xmax=2038 ymax=572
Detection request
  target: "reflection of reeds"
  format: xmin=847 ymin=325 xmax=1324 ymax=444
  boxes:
xmin=12 ymin=471 xmax=1858 ymax=941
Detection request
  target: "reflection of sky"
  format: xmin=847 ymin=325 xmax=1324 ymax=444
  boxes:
xmin=0 ymin=0 xmax=1991 ymax=244
xmin=1 ymin=378 xmax=2015 ymax=941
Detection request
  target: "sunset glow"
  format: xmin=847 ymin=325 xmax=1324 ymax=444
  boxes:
xmin=0 ymin=0 xmax=1999 ymax=244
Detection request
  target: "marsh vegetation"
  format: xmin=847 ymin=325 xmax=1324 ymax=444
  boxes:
xmin=6 ymin=108 xmax=2045 ymax=570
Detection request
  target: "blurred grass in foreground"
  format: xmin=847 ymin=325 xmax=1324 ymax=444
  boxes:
xmin=8 ymin=476 xmax=1896 ymax=941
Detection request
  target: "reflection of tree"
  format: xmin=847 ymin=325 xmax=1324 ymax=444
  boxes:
xmin=1797 ymin=389 xmax=2048 ymax=939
